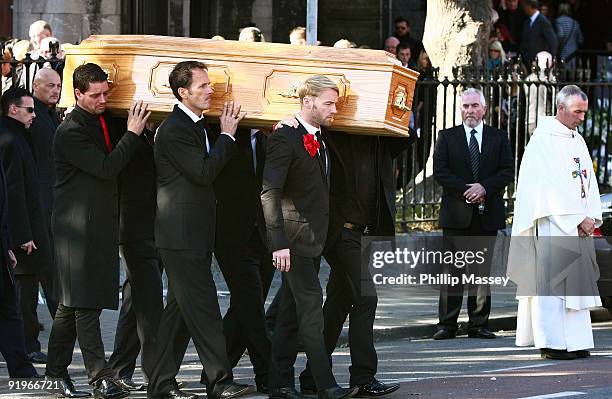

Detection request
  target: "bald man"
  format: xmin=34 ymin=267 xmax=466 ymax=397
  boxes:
xmin=25 ymin=68 xmax=62 ymax=357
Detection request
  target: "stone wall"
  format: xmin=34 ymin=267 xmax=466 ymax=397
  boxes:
xmin=12 ymin=0 xmax=121 ymax=45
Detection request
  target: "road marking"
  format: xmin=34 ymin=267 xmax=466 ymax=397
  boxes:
xmin=483 ymin=363 xmax=556 ymax=373
xmin=515 ymin=392 xmax=586 ymax=399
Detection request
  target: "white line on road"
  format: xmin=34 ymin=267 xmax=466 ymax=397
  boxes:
xmin=515 ymin=392 xmax=586 ymax=399
xmin=483 ymin=363 xmax=556 ymax=373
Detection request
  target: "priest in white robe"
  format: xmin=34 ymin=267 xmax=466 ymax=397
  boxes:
xmin=508 ymin=85 xmax=602 ymax=360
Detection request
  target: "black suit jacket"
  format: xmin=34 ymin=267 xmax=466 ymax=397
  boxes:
xmin=0 ymin=116 xmax=51 ymax=276
xmin=433 ymin=124 xmax=514 ymax=231
xmin=261 ymin=123 xmax=329 ymax=258
xmin=0 ymin=159 xmax=14 ymax=294
xmin=325 ymin=132 xmax=415 ymax=248
xmin=53 ymin=105 xmax=140 ymax=309
xmin=114 ymin=124 xmax=157 ymax=244
xmin=155 ymin=105 xmax=236 ymax=250
xmin=213 ymin=127 xmax=267 ymax=250
xmin=520 ymin=13 xmax=559 ymax=64
xmin=27 ymin=97 xmax=61 ymax=216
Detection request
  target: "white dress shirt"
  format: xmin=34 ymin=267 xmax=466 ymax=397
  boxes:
xmin=295 ymin=114 xmax=329 ymax=175
xmin=529 ymin=10 xmax=540 ymax=27
xmin=177 ymin=102 xmax=235 ymax=154
xmin=463 ymin=121 xmax=484 ymax=152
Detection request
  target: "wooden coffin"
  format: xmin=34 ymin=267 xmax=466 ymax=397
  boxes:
xmin=59 ymin=35 xmax=419 ymax=137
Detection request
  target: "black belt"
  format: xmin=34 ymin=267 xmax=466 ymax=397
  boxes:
xmin=344 ymin=222 xmax=371 ymax=235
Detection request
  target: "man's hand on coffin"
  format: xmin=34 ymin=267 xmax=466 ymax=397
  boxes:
xmin=274 ymin=115 xmax=299 ymax=130
xmin=127 ymin=100 xmax=152 ymax=135
xmin=579 ymin=217 xmax=595 ymax=236
xmin=463 ymin=183 xmax=486 ymax=203
xmin=272 ymin=248 xmax=291 ymax=272
xmin=220 ymin=101 xmax=247 ymax=136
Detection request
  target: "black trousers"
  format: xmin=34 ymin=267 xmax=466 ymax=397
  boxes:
xmin=211 ymin=231 xmax=274 ymax=386
xmin=45 ymin=304 xmax=113 ymax=384
xmin=0 ymin=267 xmax=37 ymax=377
xmin=39 ymin=213 xmax=58 ymax=318
xmin=300 ymin=227 xmax=378 ymax=387
xmin=269 ymin=254 xmax=336 ymax=391
xmin=437 ymin=210 xmax=497 ymax=332
xmin=108 ymin=239 xmax=163 ymax=380
xmin=14 ymin=273 xmax=41 ymax=353
xmin=148 ymin=249 xmax=233 ymax=398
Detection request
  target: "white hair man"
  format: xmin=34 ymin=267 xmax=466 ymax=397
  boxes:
xmin=508 ymin=85 xmax=601 ymax=360
xmin=433 ymin=87 xmax=514 ymax=340
xmin=28 ymin=20 xmax=52 ymax=50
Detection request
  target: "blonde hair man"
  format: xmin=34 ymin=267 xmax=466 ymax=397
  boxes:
xmin=261 ymin=75 xmax=358 ymax=399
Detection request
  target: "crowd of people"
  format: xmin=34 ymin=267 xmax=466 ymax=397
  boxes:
xmin=0 ymin=7 xmax=608 ymax=399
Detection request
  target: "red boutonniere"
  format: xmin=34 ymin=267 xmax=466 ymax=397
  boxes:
xmin=303 ymin=134 xmax=320 ymax=157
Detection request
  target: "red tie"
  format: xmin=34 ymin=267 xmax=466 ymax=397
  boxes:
xmin=99 ymin=116 xmax=113 ymax=153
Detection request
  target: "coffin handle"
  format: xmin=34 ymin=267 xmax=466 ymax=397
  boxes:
xmin=102 ymin=68 xmax=114 ymax=84
xmin=392 ymin=90 xmax=411 ymax=112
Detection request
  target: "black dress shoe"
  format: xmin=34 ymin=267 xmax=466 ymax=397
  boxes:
xmin=571 ymin=350 xmax=591 ymax=358
xmin=115 ymin=377 xmax=144 ymax=391
xmin=317 ymin=386 xmax=359 ymax=399
xmin=269 ymin=387 xmax=306 ymax=399
xmin=215 ymin=382 xmax=252 ymax=398
xmin=433 ymin=329 xmax=455 ymax=340
xmin=540 ymin=348 xmax=577 ymax=360
xmin=92 ymin=379 xmax=129 ymax=399
xmin=51 ymin=377 xmax=91 ymax=398
xmin=257 ymin=383 xmax=269 ymax=394
xmin=300 ymin=385 xmax=316 ymax=395
xmin=26 ymin=351 xmax=48 ymax=364
xmin=163 ymin=388 xmax=199 ymax=399
xmin=467 ymin=328 xmax=496 ymax=339
xmin=352 ymin=379 xmax=400 ymax=397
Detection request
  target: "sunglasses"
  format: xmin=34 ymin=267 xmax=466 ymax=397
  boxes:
xmin=16 ymin=106 xmax=35 ymax=113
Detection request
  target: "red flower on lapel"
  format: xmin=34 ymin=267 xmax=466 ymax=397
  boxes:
xmin=303 ymin=134 xmax=320 ymax=157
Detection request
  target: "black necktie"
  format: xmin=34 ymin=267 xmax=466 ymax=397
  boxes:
xmin=315 ymin=131 xmax=328 ymax=177
xmin=195 ymin=119 xmax=208 ymax=156
xmin=469 ymin=129 xmax=480 ymax=181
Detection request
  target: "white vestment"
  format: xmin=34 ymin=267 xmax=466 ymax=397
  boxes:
xmin=508 ymin=116 xmax=602 ymax=351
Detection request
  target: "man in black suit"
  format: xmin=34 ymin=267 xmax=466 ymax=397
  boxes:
xmin=107 ymin=119 xmax=162 ymax=391
xmin=28 ymin=68 xmax=62 ymax=324
xmin=297 ymin=127 xmax=415 ymax=396
xmin=45 ymin=63 xmax=151 ymax=399
xmin=520 ymin=0 xmax=558 ymax=66
xmin=0 ymin=157 xmax=39 ymax=379
xmin=432 ymin=88 xmax=514 ymax=340
xmin=262 ymin=75 xmax=357 ymax=399
xmin=206 ymin=126 xmax=274 ymax=393
xmin=0 ymin=87 xmax=52 ymax=366
xmin=147 ymin=60 xmax=250 ymax=399
xmin=0 ymin=89 xmax=44 ymax=380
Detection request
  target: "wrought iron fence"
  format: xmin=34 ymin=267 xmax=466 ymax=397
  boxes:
xmin=1 ymin=41 xmax=63 ymax=94
xmin=397 ymin=54 xmax=612 ymax=230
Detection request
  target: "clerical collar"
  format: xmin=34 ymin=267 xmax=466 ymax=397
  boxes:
xmin=463 ymin=121 xmax=483 ymax=136
xmin=295 ymin=113 xmax=320 ymax=135
xmin=177 ymin=102 xmax=203 ymax=124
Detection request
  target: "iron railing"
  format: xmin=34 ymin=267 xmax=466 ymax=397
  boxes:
xmin=397 ymin=55 xmax=612 ymax=229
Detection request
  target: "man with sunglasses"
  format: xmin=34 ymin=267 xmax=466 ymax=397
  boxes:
xmin=0 ymin=87 xmax=52 ymax=373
